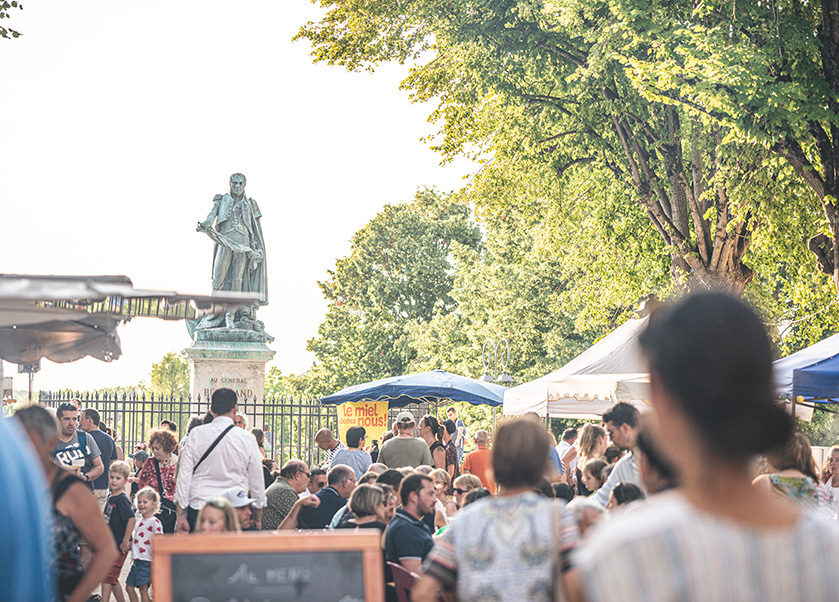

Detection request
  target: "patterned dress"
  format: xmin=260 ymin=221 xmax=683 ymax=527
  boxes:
xmin=423 ymin=492 xmax=579 ymax=602
xmin=768 ymin=474 xmax=819 ymax=510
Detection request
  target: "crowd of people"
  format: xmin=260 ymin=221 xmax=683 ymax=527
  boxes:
xmin=4 ymin=292 xmax=839 ymax=601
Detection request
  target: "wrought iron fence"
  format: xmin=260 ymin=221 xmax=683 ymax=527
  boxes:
xmin=38 ymin=391 xmax=432 ymax=469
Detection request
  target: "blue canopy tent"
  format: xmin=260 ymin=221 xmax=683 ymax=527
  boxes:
xmin=320 ymin=369 xmax=506 ymax=408
xmin=792 ymin=355 xmax=839 ymax=403
xmin=774 ymin=332 xmax=839 ymax=419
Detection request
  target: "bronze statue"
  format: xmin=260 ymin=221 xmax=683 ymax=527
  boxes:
xmin=194 ymin=173 xmax=270 ymax=337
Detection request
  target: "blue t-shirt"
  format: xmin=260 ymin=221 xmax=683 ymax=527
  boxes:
xmin=0 ymin=417 xmax=54 ymax=602
xmin=87 ymin=429 xmax=117 ymax=490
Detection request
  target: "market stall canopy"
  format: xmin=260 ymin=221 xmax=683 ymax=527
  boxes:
xmin=0 ymin=274 xmax=259 ymax=364
xmin=774 ymin=332 xmax=839 ymax=403
xmin=544 ymin=373 xmax=650 ymax=420
xmin=503 ymin=316 xmax=651 ymax=418
xmin=320 ymin=369 xmax=506 ymax=408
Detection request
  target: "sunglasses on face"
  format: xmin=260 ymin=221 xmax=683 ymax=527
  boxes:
xmin=203 ymin=497 xmax=231 ymax=510
xmin=453 ymin=488 xmax=468 ymax=495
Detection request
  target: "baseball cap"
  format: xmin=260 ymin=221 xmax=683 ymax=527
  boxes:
xmin=395 ymin=411 xmax=415 ymax=425
xmin=129 ymin=450 xmax=149 ymax=462
xmin=443 ymin=419 xmax=457 ymax=435
xmin=220 ymin=487 xmax=255 ymax=508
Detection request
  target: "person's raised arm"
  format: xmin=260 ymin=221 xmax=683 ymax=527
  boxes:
xmin=277 ymin=495 xmax=320 ymax=530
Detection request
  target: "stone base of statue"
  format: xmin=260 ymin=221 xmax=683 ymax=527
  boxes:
xmin=183 ymin=328 xmax=275 ymax=428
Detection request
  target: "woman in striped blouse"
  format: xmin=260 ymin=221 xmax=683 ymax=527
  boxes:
xmin=572 ymin=293 xmax=839 ymax=602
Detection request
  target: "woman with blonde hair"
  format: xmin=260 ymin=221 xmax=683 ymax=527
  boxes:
xmin=430 ymin=468 xmax=457 ymax=529
xmin=196 ymin=497 xmax=240 ymax=533
xmin=452 ymin=474 xmax=482 ymax=508
xmin=821 ymin=445 xmax=839 ymax=517
xmin=335 ymin=484 xmax=389 ymax=531
xmin=575 ymin=423 xmax=608 ymax=496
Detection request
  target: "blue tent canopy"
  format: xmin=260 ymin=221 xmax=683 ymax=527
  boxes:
xmin=774 ymin=332 xmax=839 ymax=403
xmin=793 ymin=354 xmax=839 ymax=402
xmin=320 ymin=369 xmax=506 ymax=408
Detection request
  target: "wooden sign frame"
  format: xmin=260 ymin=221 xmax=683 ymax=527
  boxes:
xmin=152 ymin=530 xmax=385 ymax=602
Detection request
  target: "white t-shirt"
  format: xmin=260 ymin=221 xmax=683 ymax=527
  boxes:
xmin=131 ymin=516 xmax=163 ymax=562
xmin=576 ymin=492 xmax=839 ymax=602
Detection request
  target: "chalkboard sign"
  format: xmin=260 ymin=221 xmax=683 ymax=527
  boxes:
xmin=152 ymin=531 xmax=384 ymax=602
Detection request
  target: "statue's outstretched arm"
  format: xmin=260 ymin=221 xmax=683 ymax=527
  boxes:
xmin=197 ymin=194 xmax=223 ymax=231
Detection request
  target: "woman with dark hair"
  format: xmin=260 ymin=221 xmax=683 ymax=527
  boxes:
xmin=414 ymin=419 xmax=578 ymax=601
xmin=606 ymin=482 xmax=645 ymax=510
xmin=572 ymin=293 xmax=839 ymax=602
xmin=418 ymin=414 xmax=446 ymax=470
xmin=17 ymin=405 xmax=117 ymax=601
xmin=442 ymin=419 xmax=460 ymax=489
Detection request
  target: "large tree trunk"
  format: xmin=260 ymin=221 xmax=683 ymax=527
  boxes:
xmin=608 ymin=105 xmax=753 ymax=294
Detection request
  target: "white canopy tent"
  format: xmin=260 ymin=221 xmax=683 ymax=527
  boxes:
xmin=503 ymin=316 xmax=652 ymax=419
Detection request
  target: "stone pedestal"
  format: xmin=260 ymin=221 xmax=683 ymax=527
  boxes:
xmin=183 ymin=329 xmax=275 ymax=428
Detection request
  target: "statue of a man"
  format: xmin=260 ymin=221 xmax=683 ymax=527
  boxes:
xmin=196 ymin=173 xmax=268 ymax=330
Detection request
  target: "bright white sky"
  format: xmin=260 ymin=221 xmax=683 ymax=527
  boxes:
xmin=1 ymin=1 xmax=474 ymax=393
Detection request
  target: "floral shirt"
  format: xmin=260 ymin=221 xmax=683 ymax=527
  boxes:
xmin=137 ymin=458 xmax=177 ymax=501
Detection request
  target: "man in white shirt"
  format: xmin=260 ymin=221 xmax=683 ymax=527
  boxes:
xmin=593 ymin=402 xmax=643 ymax=506
xmin=175 ymin=388 xmax=266 ymax=533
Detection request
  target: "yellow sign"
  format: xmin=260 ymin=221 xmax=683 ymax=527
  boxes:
xmin=336 ymin=401 xmax=389 ymax=444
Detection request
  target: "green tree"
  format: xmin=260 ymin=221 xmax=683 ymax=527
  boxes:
xmin=295 ymin=0 xmax=792 ymax=293
xmin=149 ymin=351 xmax=189 ymax=398
xmin=606 ymin=0 xmax=839 ymax=293
xmin=264 ymin=366 xmax=312 ymax=398
xmin=306 ymin=188 xmax=482 ymax=397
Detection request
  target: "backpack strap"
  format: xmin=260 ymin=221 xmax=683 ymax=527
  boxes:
xmin=193 ymin=425 xmax=236 ymax=474
xmin=77 ymin=430 xmax=89 ymax=462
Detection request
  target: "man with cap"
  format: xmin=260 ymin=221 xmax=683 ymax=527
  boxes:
xmin=378 ymin=412 xmax=433 ymax=469
xmin=220 ymin=486 xmax=259 ymax=531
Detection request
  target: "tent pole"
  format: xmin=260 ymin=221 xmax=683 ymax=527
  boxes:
xmin=492 ymin=406 xmax=496 ymax=436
